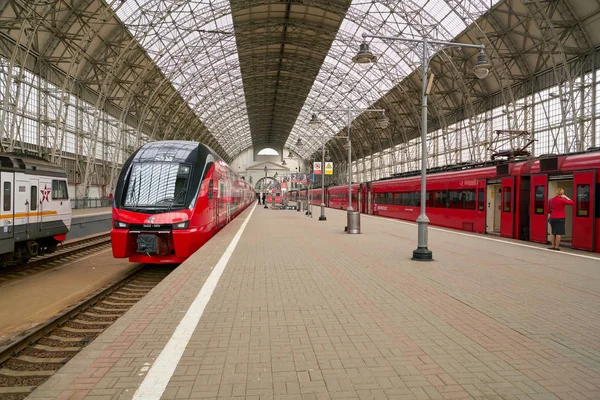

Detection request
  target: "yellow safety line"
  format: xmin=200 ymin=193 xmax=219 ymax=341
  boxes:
xmin=0 ymin=211 xmax=58 ymax=219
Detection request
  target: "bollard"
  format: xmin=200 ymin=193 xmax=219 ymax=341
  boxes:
xmin=347 ymin=211 xmax=361 ymax=234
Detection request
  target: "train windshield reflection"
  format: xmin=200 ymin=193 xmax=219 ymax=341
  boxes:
xmin=124 ymin=162 xmax=191 ymax=208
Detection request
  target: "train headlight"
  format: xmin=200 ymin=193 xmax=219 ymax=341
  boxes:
xmin=172 ymin=220 xmax=189 ymax=230
xmin=114 ymin=220 xmax=129 ymax=229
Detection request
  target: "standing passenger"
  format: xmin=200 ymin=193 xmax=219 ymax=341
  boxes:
xmin=262 ymin=193 xmax=266 ymax=205
xmin=256 ymin=192 xmax=261 ymax=204
xmin=548 ymin=188 xmax=574 ymax=251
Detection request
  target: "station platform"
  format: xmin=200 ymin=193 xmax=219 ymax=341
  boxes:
xmin=30 ymin=204 xmax=600 ymax=400
xmin=68 ymin=207 xmax=112 ymax=241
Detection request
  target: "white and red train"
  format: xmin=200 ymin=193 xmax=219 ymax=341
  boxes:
xmin=0 ymin=153 xmax=72 ymax=266
xmin=111 ymin=141 xmax=255 ymax=263
xmin=289 ymin=149 xmax=600 ymax=253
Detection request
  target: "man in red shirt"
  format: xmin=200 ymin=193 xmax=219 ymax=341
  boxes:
xmin=548 ymin=188 xmax=574 ymax=250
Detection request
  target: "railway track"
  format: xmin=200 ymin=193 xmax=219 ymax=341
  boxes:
xmin=0 ymin=264 xmax=174 ymax=399
xmin=0 ymin=233 xmax=112 ymax=284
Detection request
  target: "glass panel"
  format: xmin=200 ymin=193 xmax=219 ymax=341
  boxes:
xmin=3 ymin=182 xmax=11 ymax=211
xmin=52 ymin=180 xmax=69 ymax=200
xmin=477 ymin=188 xmax=484 ymax=211
xmin=31 ymin=186 xmax=37 ymax=211
xmin=503 ymin=186 xmax=512 ymax=212
xmin=125 ymin=163 xmax=191 ymax=208
xmin=534 ymin=186 xmax=545 ymax=214
xmin=576 ymin=184 xmax=590 ymax=217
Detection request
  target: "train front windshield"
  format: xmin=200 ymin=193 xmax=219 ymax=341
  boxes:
xmin=124 ymin=162 xmax=191 ymax=209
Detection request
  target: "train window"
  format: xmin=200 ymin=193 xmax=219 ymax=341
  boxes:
xmin=208 ymin=180 xmax=213 ymax=200
xmin=576 ymin=184 xmax=590 ymax=218
xmin=430 ymin=191 xmax=447 ymax=208
xmin=51 ymin=180 xmax=69 ymax=200
xmin=448 ymin=191 xmax=461 ymax=209
xmin=31 ymin=186 xmax=37 ymax=211
xmin=3 ymin=182 xmax=10 ymax=211
xmin=503 ymin=186 xmax=512 ymax=212
xmin=477 ymin=189 xmax=484 ymax=211
xmin=448 ymin=190 xmax=476 ymax=210
xmin=534 ymin=186 xmax=545 ymax=214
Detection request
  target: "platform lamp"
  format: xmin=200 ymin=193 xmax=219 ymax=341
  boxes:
xmin=309 ymin=109 xmax=388 ymax=234
xmin=352 ymin=32 xmax=490 ymax=260
xmin=264 ymin=165 xmax=268 ymax=208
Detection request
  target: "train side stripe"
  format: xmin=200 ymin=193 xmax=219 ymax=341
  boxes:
xmin=0 ymin=211 xmax=58 ymax=219
xmin=133 ymin=202 xmax=257 ymax=400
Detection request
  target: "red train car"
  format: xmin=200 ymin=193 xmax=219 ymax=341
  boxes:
xmin=327 ymin=184 xmax=360 ymax=211
xmin=319 ymin=149 xmax=600 ymax=253
xmin=111 ymin=141 xmax=254 ymax=264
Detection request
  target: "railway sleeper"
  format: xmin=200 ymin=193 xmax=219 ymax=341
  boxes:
xmin=0 ymin=368 xmax=55 ymax=377
xmin=46 ymin=335 xmax=86 ymax=342
xmin=16 ymin=355 xmax=68 ymax=364
xmin=58 ymin=326 xmax=104 ymax=333
xmin=72 ymin=319 xmax=112 ymax=325
xmin=0 ymin=386 xmax=36 ymax=394
xmin=32 ymin=344 xmax=80 ymax=352
xmin=84 ymin=312 xmax=122 ymax=318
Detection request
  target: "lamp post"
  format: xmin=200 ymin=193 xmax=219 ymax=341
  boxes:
xmin=352 ymin=32 xmax=490 ymax=260
xmin=296 ymin=136 xmax=328 ymax=219
xmin=263 ymin=165 xmax=269 ymax=208
xmin=309 ymin=109 xmax=388 ymax=233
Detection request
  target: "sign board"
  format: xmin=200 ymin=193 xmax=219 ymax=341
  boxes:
xmin=313 ymin=162 xmax=322 ymax=175
xmin=291 ymin=173 xmax=298 ymax=183
xmin=300 ymin=173 xmax=308 ymax=184
xmin=325 ymin=162 xmax=333 ymax=175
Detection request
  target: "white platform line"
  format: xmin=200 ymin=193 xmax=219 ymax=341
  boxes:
xmin=361 ymin=213 xmax=600 ymax=261
xmin=132 ymin=203 xmax=257 ymax=400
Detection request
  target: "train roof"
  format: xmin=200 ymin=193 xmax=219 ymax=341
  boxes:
xmin=375 ymin=147 xmax=600 ymax=182
xmin=0 ymin=152 xmax=66 ymax=176
xmin=133 ymin=141 xmax=222 ymax=165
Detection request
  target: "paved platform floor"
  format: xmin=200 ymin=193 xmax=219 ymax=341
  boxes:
xmin=30 ymin=204 xmax=600 ymax=399
xmin=72 ymin=207 xmax=112 ymax=216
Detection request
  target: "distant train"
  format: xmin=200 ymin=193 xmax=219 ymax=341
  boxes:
xmin=111 ymin=141 xmax=255 ymax=263
xmin=0 ymin=153 xmax=71 ymax=266
xmin=289 ymin=149 xmax=600 ymax=253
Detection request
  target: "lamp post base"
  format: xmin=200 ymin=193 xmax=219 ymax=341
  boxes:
xmin=319 ymin=204 xmax=326 ymax=221
xmin=412 ymin=247 xmax=433 ymax=261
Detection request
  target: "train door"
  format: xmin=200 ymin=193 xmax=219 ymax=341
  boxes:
xmin=358 ymin=184 xmax=363 ymax=213
xmin=486 ymin=183 xmax=501 ymax=234
xmin=29 ymin=178 xmax=39 ymax=234
xmin=530 ymin=174 xmax=548 ymax=243
xmin=548 ymin=178 xmax=574 ymax=246
xmin=572 ymin=171 xmax=595 ymax=251
xmin=14 ymin=178 xmax=29 ymax=239
xmin=475 ymin=179 xmax=486 ymax=233
xmin=500 ymin=177 xmax=515 ymax=237
xmin=0 ymin=172 xmax=14 ymax=254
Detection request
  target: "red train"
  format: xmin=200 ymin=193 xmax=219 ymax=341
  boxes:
xmin=289 ymin=149 xmax=600 ymax=253
xmin=111 ymin=141 xmax=255 ymax=263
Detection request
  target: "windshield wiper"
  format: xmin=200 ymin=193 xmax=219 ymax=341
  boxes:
xmin=167 ymin=187 xmax=188 ymax=212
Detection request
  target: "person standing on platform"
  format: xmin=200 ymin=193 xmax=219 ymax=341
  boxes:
xmin=256 ymin=192 xmax=261 ymax=204
xmin=262 ymin=193 xmax=266 ymax=205
xmin=548 ymin=188 xmax=574 ymax=251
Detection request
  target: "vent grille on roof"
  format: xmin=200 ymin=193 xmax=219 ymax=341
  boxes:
xmin=540 ymin=157 xmax=558 ymax=172
xmin=0 ymin=156 xmax=12 ymax=168
xmin=496 ymin=164 xmax=509 ymax=176
xmin=15 ymin=158 xmax=26 ymax=169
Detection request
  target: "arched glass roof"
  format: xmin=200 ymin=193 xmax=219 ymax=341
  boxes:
xmin=111 ymin=0 xmax=500 ymax=159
